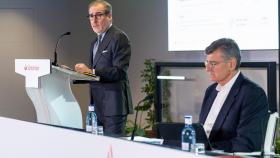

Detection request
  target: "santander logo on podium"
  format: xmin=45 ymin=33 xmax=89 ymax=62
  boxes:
xmin=24 ymin=65 xmax=40 ymax=71
xmin=15 ymin=59 xmax=51 ymax=88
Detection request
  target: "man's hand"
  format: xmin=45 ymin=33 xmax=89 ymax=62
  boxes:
xmin=75 ymin=63 xmax=93 ymax=74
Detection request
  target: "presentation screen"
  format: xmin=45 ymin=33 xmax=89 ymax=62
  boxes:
xmin=168 ymin=0 xmax=279 ymax=51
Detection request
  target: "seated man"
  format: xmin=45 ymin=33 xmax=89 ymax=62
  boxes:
xmin=199 ymin=38 xmax=269 ymax=152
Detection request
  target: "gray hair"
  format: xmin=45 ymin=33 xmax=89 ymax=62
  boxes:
xmin=205 ymin=38 xmax=241 ymax=70
xmin=88 ymin=0 xmax=112 ymax=14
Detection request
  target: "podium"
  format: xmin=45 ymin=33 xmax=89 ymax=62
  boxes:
xmin=15 ymin=59 xmax=99 ymax=129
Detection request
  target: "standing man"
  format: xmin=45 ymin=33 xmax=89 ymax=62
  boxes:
xmin=75 ymin=0 xmax=133 ymax=136
xmin=199 ymin=38 xmax=269 ymax=152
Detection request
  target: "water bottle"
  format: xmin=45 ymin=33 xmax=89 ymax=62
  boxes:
xmin=86 ymin=104 xmax=98 ymax=134
xmin=181 ymin=115 xmax=196 ymax=152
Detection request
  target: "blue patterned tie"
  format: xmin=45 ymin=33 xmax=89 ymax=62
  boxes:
xmin=92 ymin=35 xmax=101 ymax=60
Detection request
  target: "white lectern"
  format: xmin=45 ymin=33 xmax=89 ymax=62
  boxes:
xmin=15 ymin=59 xmax=99 ymax=129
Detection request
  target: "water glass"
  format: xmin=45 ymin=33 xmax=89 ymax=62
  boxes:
xmin=97 ymin=126 xmax=104 ymax=135
xmin=194 ymin=143 xmax=205 ymax=154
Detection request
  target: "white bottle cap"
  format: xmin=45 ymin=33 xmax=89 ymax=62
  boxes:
xmin=184 ymin=115 xmax=192 ymax=125
xmin=88 ymin=105 xmax=95 ymax=111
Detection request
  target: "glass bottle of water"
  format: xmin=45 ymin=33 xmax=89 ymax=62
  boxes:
xmin=86 ymin=104 xmax=98 ymax=134
xmin=181 ymin=115 xmax=196 ymax=152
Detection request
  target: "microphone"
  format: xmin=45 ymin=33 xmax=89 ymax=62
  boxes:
xmin=131 ymin=95 xmax=154 ymax=141
xmin=52 ymin=32 xmax=71 ymax=66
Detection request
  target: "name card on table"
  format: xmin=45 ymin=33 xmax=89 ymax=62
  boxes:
xmin=15 ymin=59 xmax=51 ymax=88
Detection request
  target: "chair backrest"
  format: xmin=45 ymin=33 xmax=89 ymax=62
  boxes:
xmin=263 ymin=112 xmax=279 ymax=153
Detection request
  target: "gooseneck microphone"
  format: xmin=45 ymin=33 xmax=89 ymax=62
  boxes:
xmin=131 ymin=95 xmax=154 ymax=141
xmin=52 ymin=32 xmax=71 ymax=66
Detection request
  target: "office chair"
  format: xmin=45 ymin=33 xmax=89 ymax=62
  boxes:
xmin=234 ymin=112 xmax=279 ymax=158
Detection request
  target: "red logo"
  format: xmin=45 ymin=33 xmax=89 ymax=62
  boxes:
xmin=24 ymin=65 xmax=40 ymax=71
xmin=107 ymin=145 xmax=113 ymax=158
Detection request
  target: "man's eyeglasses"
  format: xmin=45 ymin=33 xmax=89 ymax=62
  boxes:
xmin=204 ymin=60 xmax=225 ymax=68
xmin=87 ymin=12 xmax=108 ymax=20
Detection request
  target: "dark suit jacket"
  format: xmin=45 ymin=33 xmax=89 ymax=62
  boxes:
xmin=89 ymin=25 xmax=133 ymax=117
xmin=199 ymin=73 xmax=269 ymax=152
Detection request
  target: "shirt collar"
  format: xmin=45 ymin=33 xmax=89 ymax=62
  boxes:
xmin=216 ymin=70 xmax=241 ymax=92
xmin=98 ymin=23 xmax=112 ymax=42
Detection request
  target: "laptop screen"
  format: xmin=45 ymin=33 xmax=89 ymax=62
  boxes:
xmin=157 ymin=122 xmax=212 ymax=150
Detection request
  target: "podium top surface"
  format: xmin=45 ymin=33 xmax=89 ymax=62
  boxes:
xmin=52 ymin=65 xmax=100 ymax=81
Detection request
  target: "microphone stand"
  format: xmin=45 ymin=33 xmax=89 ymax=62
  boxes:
xmin=131 ymin=100 xmax=142 ymax=141
xmin=52 ymin=32 xmax=71 ymax=66
xmin=131 ymin=95 xmax=153 ymax=141
xmin=53 ymin=49 xmax=58 ymax=66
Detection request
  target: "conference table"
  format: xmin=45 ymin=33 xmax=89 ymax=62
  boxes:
xmin=0 ymin=116 xmax=223 ymax=158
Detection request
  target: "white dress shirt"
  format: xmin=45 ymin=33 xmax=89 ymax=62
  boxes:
xmin=204 ymin=71 xmax=240 ymax=137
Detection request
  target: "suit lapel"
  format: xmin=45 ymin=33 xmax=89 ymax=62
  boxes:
xmin=92 ymin=26 xmax=114 ymax=67
xmin=209 ymin=73 xmax=244 ymax=140
xmin=200 ymin=86 xmax=218 ymax=124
